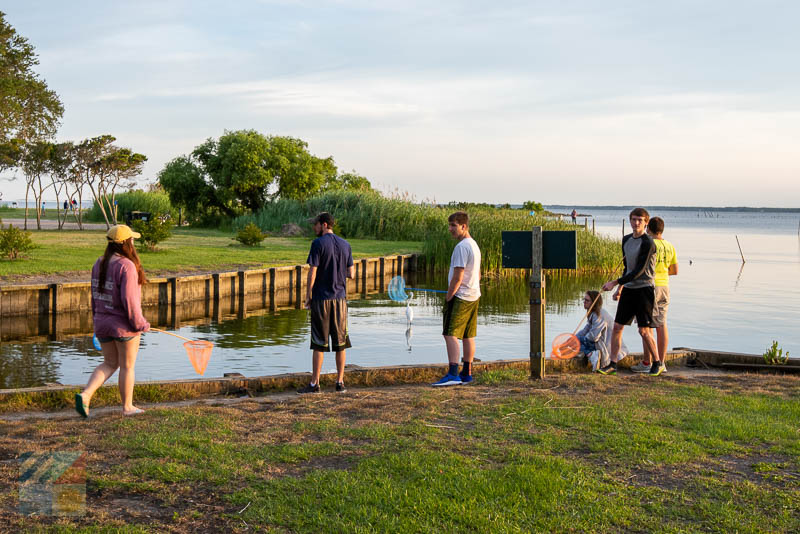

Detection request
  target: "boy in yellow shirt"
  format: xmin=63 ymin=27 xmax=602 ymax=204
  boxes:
xmin=631 ymin=217 xmax=678 ymax=373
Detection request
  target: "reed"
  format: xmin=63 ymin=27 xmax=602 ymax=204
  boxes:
xmin=234 ymin=191 xmax=620 ymax=272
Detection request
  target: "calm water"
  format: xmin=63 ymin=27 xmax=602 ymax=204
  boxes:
xmin=2 ymin=208 xmax=799 ymax=389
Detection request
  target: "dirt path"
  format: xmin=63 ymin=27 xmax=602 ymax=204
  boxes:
xmin=0 ymin=366 xmax=729 ymax=422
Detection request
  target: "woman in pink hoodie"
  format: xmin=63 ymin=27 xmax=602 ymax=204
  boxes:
xmin=75 ymin=225 xmax=150 ymax=417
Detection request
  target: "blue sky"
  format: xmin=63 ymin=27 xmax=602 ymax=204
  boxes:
xmin=2 ymin=1 xmax=799 ymax=206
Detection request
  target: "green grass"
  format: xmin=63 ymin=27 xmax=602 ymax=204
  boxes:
xmin=0 ymin=206 xmax=77 ymax=222
xmin=2 ymin=374 xmax=798 ymax=532
xmin=0 ymin=227 xmax=420 ymax=279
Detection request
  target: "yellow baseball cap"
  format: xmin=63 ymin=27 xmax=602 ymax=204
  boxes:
xmin=106 ymin=225 xmax=141 ymax=243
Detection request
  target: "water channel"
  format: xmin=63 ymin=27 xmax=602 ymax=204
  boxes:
xmin=1 ymin=207 xmax=798 ymax=389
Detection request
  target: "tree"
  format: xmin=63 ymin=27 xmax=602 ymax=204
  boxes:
xmin=267 ymin=135 xmax=337 ymax=201
xmin=71 ymin=135 xmax=147 ymax=228
xmin=324 ymin=171 xmax=373 ymax=192
xmin=522 ymin=200 xmax=544 ymax=213
xmin=159 ymin=130 xmax=340 ymax=220
xmin=19 ymin=140 xmax=53 ymax=229
xmin=96 ymin=148 xmax=147 ymax=222
xmin=47 ymin=141 xmax=76 ymax=230
xmin=0 ymin=11 xmax=63 ymax=144
xmin=158 ymin=155 xmax=220 ymax=220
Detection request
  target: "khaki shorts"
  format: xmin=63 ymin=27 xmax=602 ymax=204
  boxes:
xmin=442 ymin=297 xmax=480 ymax=339
xmin=310 ymin=299 xmax=352 ymax=352
xmin=651 ymin=286 xmax=670 ymax=328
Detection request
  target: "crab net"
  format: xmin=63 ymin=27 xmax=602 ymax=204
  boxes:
xmin=184 ymin=340 xmax=213 ymax=375
xmin=387 ymin=276 xmax=410 ymax=302
xmin=550 ymin=333 xmax=581 ymax=360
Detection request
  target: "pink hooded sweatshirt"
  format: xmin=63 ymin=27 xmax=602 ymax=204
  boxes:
xmin=91 ymin=254 xmax=150 ymax=337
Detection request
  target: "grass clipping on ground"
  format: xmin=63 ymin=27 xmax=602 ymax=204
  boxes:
xmin=1 ymin=372 xmax=799 ymax=533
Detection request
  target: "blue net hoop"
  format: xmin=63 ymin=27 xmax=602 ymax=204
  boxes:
xmin=387 ymin=276 xmax=410 ymax=302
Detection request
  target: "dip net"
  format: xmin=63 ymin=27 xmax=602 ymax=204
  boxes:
xmin=184 ymin=340 xmax=213 ymax=375
xmin=550 ymin=333 xmax=580 ymax=360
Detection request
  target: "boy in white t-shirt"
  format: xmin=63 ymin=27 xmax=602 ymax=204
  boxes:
xmin=433 ymin=211 xmax=482 ymax=386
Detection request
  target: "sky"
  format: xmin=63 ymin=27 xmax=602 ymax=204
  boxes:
xmin=1 ymin=0 xmax=799 ymax=207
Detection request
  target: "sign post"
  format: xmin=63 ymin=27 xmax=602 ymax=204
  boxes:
xmin=530 ymin=227 xmax=545 ymax=378
xmin=502 ymin=228 xmax=577 ymax=379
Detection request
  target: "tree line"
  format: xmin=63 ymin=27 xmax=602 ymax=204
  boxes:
xmin=158 ymin=129 xmax=373 ymax=223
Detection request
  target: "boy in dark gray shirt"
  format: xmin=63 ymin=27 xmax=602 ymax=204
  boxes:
xmin=600 ymin=207 xmax=662 ymax=375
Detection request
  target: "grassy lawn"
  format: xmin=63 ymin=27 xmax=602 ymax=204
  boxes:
xmin=0 ymin=227 xmax=421 ymax=280
xmin=0 ymin=206 xmax=83 ymax=222
xmin=1 ymin=372 xmax=798 ymax=532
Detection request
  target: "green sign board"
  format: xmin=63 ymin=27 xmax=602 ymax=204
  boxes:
xmin=501 ymin=230 xmax=577 ymax=269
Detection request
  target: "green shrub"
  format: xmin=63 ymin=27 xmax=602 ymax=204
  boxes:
xmin=87 ymin=190 xmax=177 ymax=223
xmin=0 ymin=223 xmax=36 ymax=259
xmin=132 ymin=215 xmax=174 ymax=251
xmin=763 ymin=341 xmax=789 ymax=365
xmin=235 ymin=223 xmax=267 ymax=247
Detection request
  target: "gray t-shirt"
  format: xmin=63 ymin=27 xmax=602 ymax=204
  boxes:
xmin=619 ymin=233 xmax=656 ymax=289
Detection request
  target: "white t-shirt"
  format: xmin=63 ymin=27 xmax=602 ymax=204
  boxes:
xmin=448 ymin=237 xmax=481 ymax=301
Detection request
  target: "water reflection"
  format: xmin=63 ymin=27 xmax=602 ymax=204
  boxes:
xmin=1 ymin=271 xmax=596 ymax=389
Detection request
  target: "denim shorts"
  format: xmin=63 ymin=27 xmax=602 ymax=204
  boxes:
xmin=96 ymin=335 xmax=137 ymax=343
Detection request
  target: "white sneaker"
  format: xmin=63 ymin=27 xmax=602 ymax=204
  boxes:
xmin=630 ymin=361 xmax=651 ymax=373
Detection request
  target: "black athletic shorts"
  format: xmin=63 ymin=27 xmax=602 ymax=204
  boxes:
xmin=614 ymin=286 xmax=655 ymax=327
xmin=310 ymin=299 xmax=352 ymax=352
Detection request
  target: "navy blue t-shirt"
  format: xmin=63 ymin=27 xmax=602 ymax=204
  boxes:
xmin=307 ymin=233 xmax=354 ymax=301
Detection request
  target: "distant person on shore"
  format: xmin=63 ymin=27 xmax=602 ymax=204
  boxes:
xmin=41 ymin=201 xmax=45 ymax=214
xmin=631 ymin=217 xmax=678 ymax=373
xmin=63 ymin=199 xmax=69 ymax=212
xmin=571 ymin=209 xmax=578 ymax=224
xmin=576 ymin=290 xmax=628 ymax=371
xmin=298 ymin=212 xmax=354 ymax=394
xmin=600 ymin=207 xmax=661 ymax=375
xmin=75 ymin=225 xmax=149 ymax=418
xmin=433 ymin=211 xmax=482 ymax=386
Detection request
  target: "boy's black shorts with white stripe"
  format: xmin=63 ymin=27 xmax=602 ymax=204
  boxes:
xmin=310 ymin=299 xmax=352 ymax=352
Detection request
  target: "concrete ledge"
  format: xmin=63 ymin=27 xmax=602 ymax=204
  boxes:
xmin=0 ymin=349 xmax=696 ymax=413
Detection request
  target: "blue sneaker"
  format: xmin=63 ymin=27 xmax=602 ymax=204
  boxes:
xmin=459 ymin=375 xmax=474 ymax=384
xmin=432 ymin=374 xmax=462 ymax=387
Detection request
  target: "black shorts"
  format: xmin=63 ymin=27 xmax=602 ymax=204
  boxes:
xmin=614 ymin=286 xmax=655 ymax=327
xmin=310 ymin=299 xmax=352 ymax=352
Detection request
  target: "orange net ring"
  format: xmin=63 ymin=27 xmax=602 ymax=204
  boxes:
xmin=184 ymin=340 xmax=213 ymax=375
xmin=550 ymin=333 xmax=580 ymax=360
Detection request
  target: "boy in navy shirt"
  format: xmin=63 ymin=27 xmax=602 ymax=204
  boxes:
xmin=298 ymin=212 xmax=355 ymax=393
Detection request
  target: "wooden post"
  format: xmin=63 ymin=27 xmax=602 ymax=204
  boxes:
xmin=50 ymin=283 xmax=60 ymax=339
xmin=622 ymin=218 xmax=625 ymax=238
xmin=530 ymin=226 xmax=545 ymax=379
xmin=735 ymin=235 xmax=746 ymax=264
xmin=361 ymin=259 xmax=368 ymax=295
xmin=592 ymin=218 xmax=596 ymax=235
xmin=269 ymin=268 xmax=276 ymax=311
xmin=238 ymin=270 xmax=247 ymax=318
xmin=212 ymin=273 xmax=221 ymax=322
xmin=379 ymin=257 xmax=386 ymax=292
xmin=584 ymin=217 xmax=588 ymax=230
xmin=295 ymin=265 xmax=303 ymax=309
xmin=168 ymin=277 xmax=180 ymax=328
xmin=397 ymin=255 xmax=404 ymax=277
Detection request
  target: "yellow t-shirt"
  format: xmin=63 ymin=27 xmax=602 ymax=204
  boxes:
xmin=653 ymin=238 xmax=677 ymax=287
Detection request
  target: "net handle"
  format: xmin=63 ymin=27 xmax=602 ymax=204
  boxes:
xmin=150 ymin=327 xmax=193 ymax=343
xmin=571 ymin=258 xmax=624 ymax=335
xmin=405 ymin=286 xmax=448 ymax=294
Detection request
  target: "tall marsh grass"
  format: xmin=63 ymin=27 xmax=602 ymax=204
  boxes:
xmin=233 ymin=191 xmax=620 ymax=272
